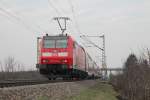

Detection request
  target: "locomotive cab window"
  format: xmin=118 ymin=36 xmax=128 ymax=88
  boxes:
xmin=44 ymin=39 xmax=55 ymax=48
xmin=56 ymin=39 xmax=67 ymax=48
xmin=43 ymin=37 xmax=67 ymax=48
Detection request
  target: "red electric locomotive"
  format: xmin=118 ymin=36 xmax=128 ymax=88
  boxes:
xmin=36 ymin=34 xmax=99 ymax=79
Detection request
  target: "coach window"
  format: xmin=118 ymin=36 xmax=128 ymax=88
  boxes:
xmin=56 ymin=39 xmax=67 ymax=48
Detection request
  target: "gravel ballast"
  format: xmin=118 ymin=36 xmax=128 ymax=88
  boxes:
xmin=0 ymin=80 xmax=99 ymax=100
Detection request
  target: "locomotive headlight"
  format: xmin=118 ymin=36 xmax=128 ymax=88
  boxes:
xmin=58 ymin=52 xmax=68 ymax=56
xmin=42 ymin=52 xmax=52 ymax=56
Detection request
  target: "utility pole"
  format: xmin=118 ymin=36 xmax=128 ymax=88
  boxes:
xmin=100 ymin=35 xmax=107 ymax=77
xmin=53 ymin=17 xmax=70 ymax=35
xmin=100 ymin=35 xmax=106 ymax=67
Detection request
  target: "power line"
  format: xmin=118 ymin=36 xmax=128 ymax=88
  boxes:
xmin=0 ymin=0 xmax=40 ymax=33
xmin=67 ymin=0 xmax=86 ymax=48
xmin=67 ymin=0 xmax=81 ymax=34
xmin=0 ymin=2 xmax=47 ymax=34
xmin=80 ymin=35 xmax=103 ymax=51
xmin=47 ymin=0 xmax=61 ymax=16
xmin=47 ymin=0 xmax=81 ymax=37
xmin=0 ymin=7 xmax=38 ymax=33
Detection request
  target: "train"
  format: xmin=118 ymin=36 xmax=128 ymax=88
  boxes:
xmin=36 ymin=34 xmax=100 ymax=80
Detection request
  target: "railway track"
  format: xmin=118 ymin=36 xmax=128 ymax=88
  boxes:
xmin=0 ymin=79 xmax=74 ymax=88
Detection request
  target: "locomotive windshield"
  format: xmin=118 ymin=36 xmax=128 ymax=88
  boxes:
xmin=44 ymin=39 xmax=55 ymax=48
xmin=43 ymin=36 xmax=67 ymax=48
xmin=56 ymin=39 xmax=67 ymax=48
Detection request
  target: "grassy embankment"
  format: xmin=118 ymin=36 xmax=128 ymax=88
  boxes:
xmin=38 ymin=82 xmax=118 ymax=100
xmin=67 ymin=82 xmax=118 ymax=100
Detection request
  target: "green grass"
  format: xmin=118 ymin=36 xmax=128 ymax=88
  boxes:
xmin=67 ymin=83 xmax=118 ymax=100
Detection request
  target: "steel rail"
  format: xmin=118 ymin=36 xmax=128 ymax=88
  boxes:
xmin=0 ymin=79 xmax=75 ymax=88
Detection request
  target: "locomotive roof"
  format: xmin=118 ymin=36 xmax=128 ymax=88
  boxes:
xmin=43 ymin=35 xmax=69 ymax=40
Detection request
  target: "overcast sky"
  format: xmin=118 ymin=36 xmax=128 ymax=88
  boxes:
xmin=0 ymin=0 xmax=149 ymax=69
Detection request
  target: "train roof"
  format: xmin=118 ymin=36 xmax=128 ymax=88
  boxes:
xmin=43 ymin=34 xmax=69 ymax=38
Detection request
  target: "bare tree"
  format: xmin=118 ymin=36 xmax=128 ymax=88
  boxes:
xmin=4 ymin=56 xmax=16 ymax=72
xmin=147 ymin=48 xmax=150 ymax=65
xmin=16 ymin=62 xmax=25 ymax=71
xmin=111 ymin=53 xmax=150 ymax=100
xmin=141 ymin=48 xmax=150 ymax=65
xmin=0 ymin=61 xmax=4 ymax=72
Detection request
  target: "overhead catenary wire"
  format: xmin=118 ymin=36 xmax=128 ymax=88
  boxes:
xmin=0 ymin=7 xmax=38 ymax=33
xmin=47 ymin=0 xmax=81 ymax=37
xmin=0 ymin=0 xmax=82 ymax=37
xmin=67 ymin=0 xmax=87 ymax=48
xmin=80 ymin=36 xmax=103 ymax=51
xmin=47 ymin=0 xmax=69 ymax=35
xmin=48 ymin=0 xmax=68 ymax=16
xmin=47 ymin=0 xmax=61 ymax=16
xmin=0 ymin=1 xmax=49 ymax=34
xmin=67 ymin=0 xmax=81 ymax=35
xmin=80 ymin=35 xmax=104 ymax=67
